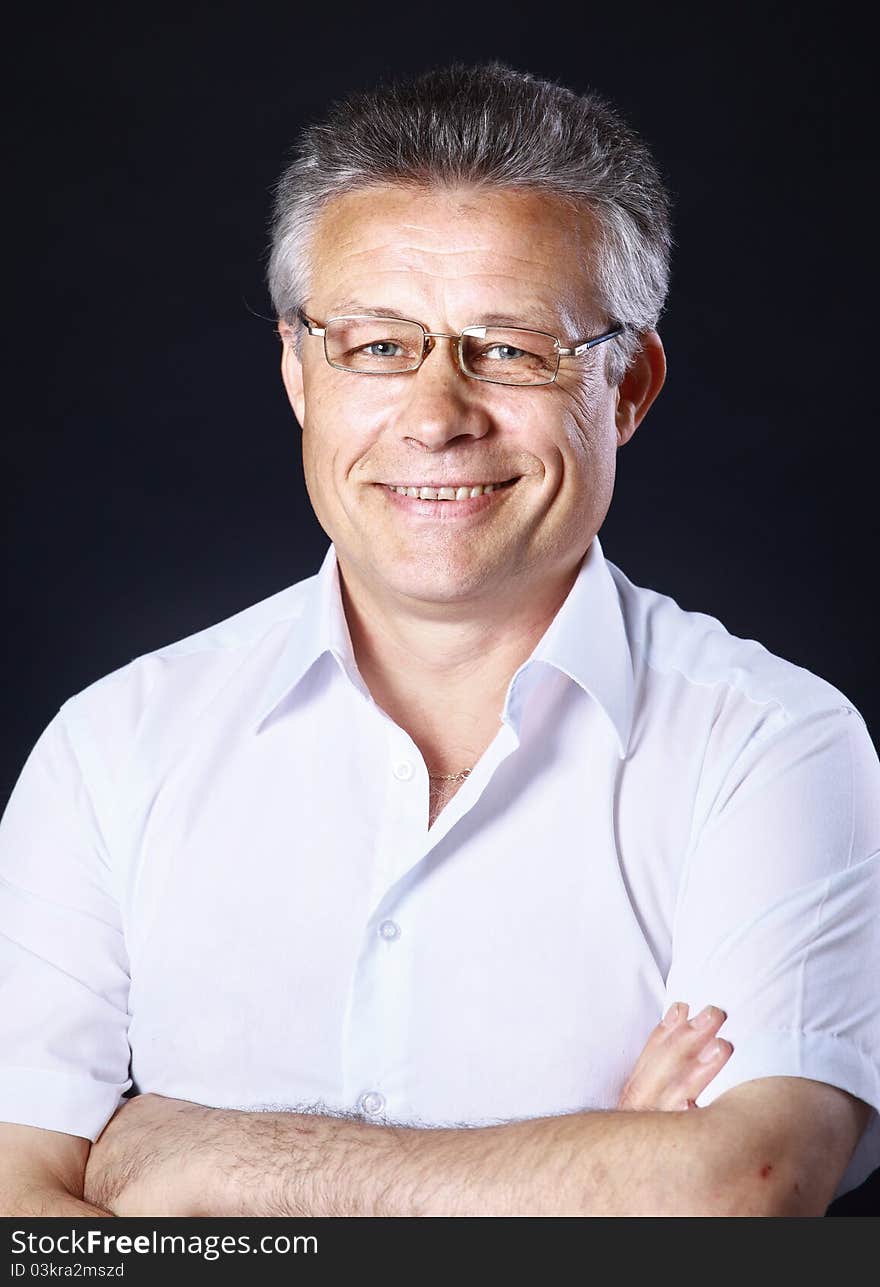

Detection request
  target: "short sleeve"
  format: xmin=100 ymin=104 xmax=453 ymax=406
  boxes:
xmin=0 ymin=710 xmax=131 ymax=1140
xmin=665 ymin=706 xmax=880 ymax=1199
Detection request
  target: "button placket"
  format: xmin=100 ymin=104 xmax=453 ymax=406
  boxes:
xmin=340 ymin=728 xmax=424 ymax=1120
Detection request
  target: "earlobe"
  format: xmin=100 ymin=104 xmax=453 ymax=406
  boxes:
xmin=615 ymin=398 xmax=637 ymax=448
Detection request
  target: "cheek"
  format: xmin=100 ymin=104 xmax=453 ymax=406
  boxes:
xmin=564 ymin=369 xmax=609 ymax=424
xmin=301 ymin=377 xmax=365 ymax=470
xmin=558 ymin=377 xmax=615 ymax=459
xmin=546 ymin=385 xmax=618 ymax=514
xmin=301 ymin=403 xmax=383 ymax=514
xmin=301 ymin=367 xmax=343 ymax=434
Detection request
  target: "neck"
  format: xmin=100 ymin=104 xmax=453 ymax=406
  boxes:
xmin=336 ymin=553 xmax=585 ymax=770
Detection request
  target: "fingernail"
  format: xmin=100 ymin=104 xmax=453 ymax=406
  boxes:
xmin=662 ymin=1003 xmax=682 ymax=1028
xmin=691 ymin=1006 xmax=715 ymax=1030
xmin=698 ymin=1040 xmax=721 ymax=1063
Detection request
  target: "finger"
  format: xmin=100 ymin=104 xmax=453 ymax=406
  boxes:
xmin=673 ymin=1004 xmax=727 ymax=1047
xmin=675 ymin=1036 xmax=734 ymax=1108
xmin=659 ymin=1001 xmax=690 ymax=1033
xmin=650 ymin=1007 xmax=730 ymax=1109
xmin=638 ymin=1001 xmax=691 ymax=1056
xmin=684 ymin=1004 xmax=727 ymax=1039
xmin=618 ymin=1005 xmax=729 ymax=1111
xmin=651 ymin=1003 xmax=725 ymax=1054
xmin=615 ymin=1003 xmax=690 ymax=1108
xmin=645 ymin=1005 xmax=727 ymax=1074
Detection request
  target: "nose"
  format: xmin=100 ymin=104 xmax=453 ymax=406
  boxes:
xmin=394 ymin=335 xmax=492 ymax=451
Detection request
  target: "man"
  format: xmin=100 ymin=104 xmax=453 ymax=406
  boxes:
xmin=2 ymin=63 xmax=879 ymax=1217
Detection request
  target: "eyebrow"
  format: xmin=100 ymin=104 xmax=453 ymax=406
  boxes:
xmin=328 ymin=303 xmax=563 ymax=333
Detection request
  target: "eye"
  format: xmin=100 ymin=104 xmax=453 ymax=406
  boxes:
xmin=361 ymin=340 xmax=405 ymax=358
xmin=483 ymin=343 xmax=528 ymax=361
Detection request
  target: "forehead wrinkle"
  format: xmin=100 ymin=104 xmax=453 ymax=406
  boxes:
xmin=392 ymin=202 xmax=592 ymax=252
xmin=312 ymin=206 xmax=597 ymax=332
xmin=324 ymin=260 xmax=579 ymax=305
xmin=317 ymin=216 xmax=585 ymax=274
xmin=315 ymin=183 xmax=597 ymax=258
xmin=350 ymin=240 xmax=577 ymax=274
xmin=379 ymin=237 xmax=560 ymax=268
xmin=330 ymin=272 xmax=588 ymax=335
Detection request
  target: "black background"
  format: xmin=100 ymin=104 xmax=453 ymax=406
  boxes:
xmin=6 ymin=2 xmax=878 ymax=1213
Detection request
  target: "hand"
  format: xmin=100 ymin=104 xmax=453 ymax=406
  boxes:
xmin=616 ymin=1003 xmax=733 ymax=1112
xmin=83 ymin=1093 xmax=213 ymax=1215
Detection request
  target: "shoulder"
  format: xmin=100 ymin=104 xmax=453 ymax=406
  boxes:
xmin=603 ymin=557 xmax=879 ymax=859
xmin=56 ymin=569 xmax=318 ymax=765
xmin=606 ymin=557 xmax=862 ymax=733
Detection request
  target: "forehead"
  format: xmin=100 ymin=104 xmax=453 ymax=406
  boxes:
xmin=306 ymin=184 xmax=601 ymax=329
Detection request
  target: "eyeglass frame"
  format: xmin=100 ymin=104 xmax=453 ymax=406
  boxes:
xmin=295 ymin=309 xmax=625 ymax=387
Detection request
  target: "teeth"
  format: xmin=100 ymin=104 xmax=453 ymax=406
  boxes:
xmin=389 ymin=483 xmax=502 ymax=500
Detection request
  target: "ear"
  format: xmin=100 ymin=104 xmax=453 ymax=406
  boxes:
xmin=278 ymin=320 xmax=306 ymax=425
xmin=614 ymin=330 xmax=666 ymax=447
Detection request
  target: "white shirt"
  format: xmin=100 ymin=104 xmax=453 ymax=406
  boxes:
xmin=2 ymin=535 xmax=879 ymax=1200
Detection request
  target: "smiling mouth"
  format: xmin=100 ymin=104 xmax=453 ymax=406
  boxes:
xmin=380 ymin=478 xmax=520 ymax=500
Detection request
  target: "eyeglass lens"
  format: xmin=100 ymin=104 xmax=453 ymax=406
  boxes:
xmin=323 ymin=317 xmax=559 ymax=385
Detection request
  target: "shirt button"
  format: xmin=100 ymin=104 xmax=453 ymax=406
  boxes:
xmin=392 ymin=760 xmax=414 ymax=781
xmin=378 ymin=919 xmax=401 ymax=941
xmin=359 ymin=1091 xmax=385 ymax=1116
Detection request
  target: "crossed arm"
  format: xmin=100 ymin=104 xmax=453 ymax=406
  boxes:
xmin=1 ymin=1004 xmax=870 ymax=1217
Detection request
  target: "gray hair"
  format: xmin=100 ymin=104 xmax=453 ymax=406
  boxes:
xmin=267 ymin=62 xmax=672 ymax=385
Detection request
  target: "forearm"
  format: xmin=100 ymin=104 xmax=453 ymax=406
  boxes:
xmin=145 ymin=1101 xmax=779 ymax=1217
xmin=222 ymin=1107 xmax=695 ymax=1216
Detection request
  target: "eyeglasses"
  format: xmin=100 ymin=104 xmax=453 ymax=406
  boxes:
xmin=296 ymin=311 xmax=624 ymax=387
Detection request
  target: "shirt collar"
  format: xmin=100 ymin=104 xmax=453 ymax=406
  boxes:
xmin=252 ymin=543 xmax=364 ymax=732
xmin=253 ymin=536 xmax=634 ymax=758
xmin=499 ymin=535 xmax=634 ymax=758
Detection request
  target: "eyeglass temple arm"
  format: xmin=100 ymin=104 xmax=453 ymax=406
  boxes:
xmin=297 ymin=311 xmax=325 ymax=337
xmin=559 ymin=325 xmax=625 ymax=357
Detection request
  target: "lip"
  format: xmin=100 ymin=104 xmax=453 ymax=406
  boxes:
xmin=375 ymin=478 xmax=520 ymax=520
xmin=383 ymin=480 xmax=516 ymax=490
